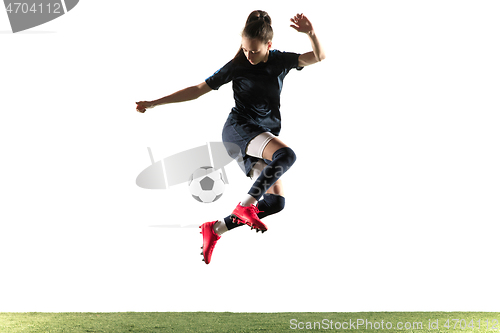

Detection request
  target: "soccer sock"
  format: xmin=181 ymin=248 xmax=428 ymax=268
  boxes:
xmin=224 ymin=194 xmax=286 ymax=231
xmin=240 ymin=194 xmax=258 ymax=207
xmin=224 ymin=216 xmax=239 ymax=231
xmin=248 ymin=147 xmax=296 ymax=201
xmin=213 ymin=220 xmax=228 ymax=236
xmin=257 ymin=193 xmax=286 ymax=219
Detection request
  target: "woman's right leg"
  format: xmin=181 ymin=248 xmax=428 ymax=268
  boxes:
xmin=203 ymin=180 xmax=286 ymax=264
xmin=202 ymin=132 xmax=292 ymax=264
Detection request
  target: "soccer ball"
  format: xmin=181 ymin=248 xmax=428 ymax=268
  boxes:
xmin=188 ymin=166 xmax=226 ymax=203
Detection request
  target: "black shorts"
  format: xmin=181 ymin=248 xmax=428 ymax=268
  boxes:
xmin=222 ymin=114 xmax=277 ymax=177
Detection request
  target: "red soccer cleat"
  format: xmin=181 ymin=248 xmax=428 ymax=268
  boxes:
xmin=231 ymin=203 xmax=268 ymax=233
xmin=199 ymin=221 xmax=221 ymax=264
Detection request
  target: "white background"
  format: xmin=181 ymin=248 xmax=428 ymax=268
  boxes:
xmin=1 ymin=0 xmax=499 ymax=312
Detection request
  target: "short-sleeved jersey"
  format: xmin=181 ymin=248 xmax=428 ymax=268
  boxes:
xmin=206 ymin=49 xmax=303 ymax=137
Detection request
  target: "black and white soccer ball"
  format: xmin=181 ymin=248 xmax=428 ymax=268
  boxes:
xmin=188 ymin=166 xmax=226 ymax=203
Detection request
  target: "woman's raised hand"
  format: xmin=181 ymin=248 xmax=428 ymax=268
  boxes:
xmin=290 ymin=13 xmax=314 ymax=34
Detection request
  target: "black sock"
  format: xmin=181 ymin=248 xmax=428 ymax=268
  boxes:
xmin=248 ymin=147 xmax=296 ymax=200
xmin=257 ymin=193 xmax=286 ymax=219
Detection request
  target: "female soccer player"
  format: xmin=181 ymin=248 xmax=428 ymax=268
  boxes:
xmin=136 ymin=11 xmax=325 ymax=264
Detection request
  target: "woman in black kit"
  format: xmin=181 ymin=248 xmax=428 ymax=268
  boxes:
xmin=136 ymin=10 xmax=325 ymax=264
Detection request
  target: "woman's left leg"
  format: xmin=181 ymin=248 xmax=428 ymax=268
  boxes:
xmin=202 ymin=138 xmax=294 ymax=264
xmin=221 ymin=179 xmax=285 ymax=231
xmin=231 ymin=136 xmax=296 ymax=231
xmin=203 ymin=178 xmax=287 ymax=264
xmin=248 ymin=137 xmax=295 ymax=200
xmin=217 ymin=161 xmax=286 ymax=233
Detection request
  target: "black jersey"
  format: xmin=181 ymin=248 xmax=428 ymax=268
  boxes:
xmin=206 ymin=49 xmax=303 ymax=176
xmin=206 ymin=49 xmax=303 ymax=136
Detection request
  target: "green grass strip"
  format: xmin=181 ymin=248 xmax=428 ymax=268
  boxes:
xmin=0 ymin=312 xmax=499 ymax=332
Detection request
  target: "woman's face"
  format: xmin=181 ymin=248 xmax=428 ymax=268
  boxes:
xmin=241 ymin=37 xmax=272 ymax=65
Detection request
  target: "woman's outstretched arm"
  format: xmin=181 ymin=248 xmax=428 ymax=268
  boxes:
xmin=290 ymin=13 xmax=326 ymax=67
xmin=136 ymin=81 xmax=212 ymax=113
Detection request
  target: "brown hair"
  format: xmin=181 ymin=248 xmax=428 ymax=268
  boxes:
xmin=234 ymin=10 xmax=273 ymax=61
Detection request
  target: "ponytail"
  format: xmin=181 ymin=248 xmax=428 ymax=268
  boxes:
xmin=245 ymin=10 xmax=272 ymax=26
